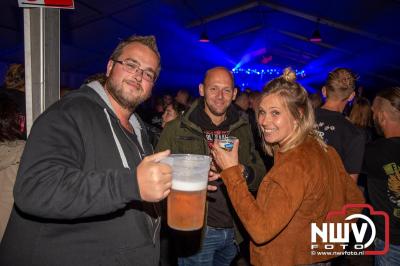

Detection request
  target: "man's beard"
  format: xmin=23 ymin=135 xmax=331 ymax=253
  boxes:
xmin=373 ymin=116 xmax=384 ymax=136
xmin=105 ymin=78 xmax=146 ymax=112
xmin=205 ymin=101 xmax=229 ymax=117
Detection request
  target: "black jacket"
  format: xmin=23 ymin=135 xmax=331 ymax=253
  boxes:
xmin=0 ymin=82 xmax=161 ymax=266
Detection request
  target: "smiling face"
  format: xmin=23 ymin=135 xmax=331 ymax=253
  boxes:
xmin=199 ymin=68 xmax=237 ymax=124
xmin=162 ymin=104 xmax=178 ymax=128
xmin=258 ymin=93 xmax=297 ymax=147
xmin=105 ymin=42 xmax=159 ymax=112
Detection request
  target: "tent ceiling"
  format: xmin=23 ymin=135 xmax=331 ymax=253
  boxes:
xmin=1 ymin=0 xmax=399 ymax=95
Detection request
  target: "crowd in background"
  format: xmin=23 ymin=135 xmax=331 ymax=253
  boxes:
xmin=0 ymin=58 xmax=399 ymax=266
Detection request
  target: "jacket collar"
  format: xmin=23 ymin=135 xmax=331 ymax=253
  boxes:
xmin=86 ymin=81 xmax=146 ymax=150
xmin=181 ymin=97 xmax=248 ymax=133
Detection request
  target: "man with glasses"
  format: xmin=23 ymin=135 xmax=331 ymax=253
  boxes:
xmin=0 ymin=35 xmax=172 ymax=266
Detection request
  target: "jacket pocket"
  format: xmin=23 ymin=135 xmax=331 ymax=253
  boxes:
xmin=174 ymin=136 xmax=206 ymax=154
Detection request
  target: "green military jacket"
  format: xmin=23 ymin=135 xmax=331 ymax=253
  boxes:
xmin=156 ymin=98 xmax=266 ymax=192
xmin=156 ymin=99 xmax=266 ymax=243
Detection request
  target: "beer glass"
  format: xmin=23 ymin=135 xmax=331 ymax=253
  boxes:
xmin=161 ymin=154 xmax=211 ymax=231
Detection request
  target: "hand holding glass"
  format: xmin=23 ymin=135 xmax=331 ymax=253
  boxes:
xmin=161 ymin=154 xmax=211 ymax=231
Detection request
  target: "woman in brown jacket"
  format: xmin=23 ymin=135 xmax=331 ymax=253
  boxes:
xmin=211 ymin=68 xmax=365 ymax=266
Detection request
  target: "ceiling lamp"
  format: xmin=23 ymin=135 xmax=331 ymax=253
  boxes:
xmin=310 ymin=29 xmax=322 ymax=42
xmin=199 ymin=30 xmax=210 ymax=42
xmin=310 ymin=18 xmax=322 ymax=42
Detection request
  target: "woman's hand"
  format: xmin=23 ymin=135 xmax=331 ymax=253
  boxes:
xmin=211 ymin=139 xmax=239 ymax=171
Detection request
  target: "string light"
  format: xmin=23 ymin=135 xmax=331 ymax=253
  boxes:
xmin=232 ymin=67 xmax=306 ymax=78
xmin=232 ymin=67 xmax=306 ymax=90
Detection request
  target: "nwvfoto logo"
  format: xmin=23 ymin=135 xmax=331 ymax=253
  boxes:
xmin=310 ymin=204 xmax=390 ymax=255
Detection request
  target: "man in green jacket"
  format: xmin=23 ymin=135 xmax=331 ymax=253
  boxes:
xmin=156 ymin=66 xmax=265 ymax=266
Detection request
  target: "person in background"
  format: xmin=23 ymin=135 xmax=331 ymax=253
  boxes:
xmin=349 ymin=97 xmax=374 ymax=143
xmin=163 ymin=94 xmax=173 ymax=106
xmin=363 ymin=87 xmax=400 ymax=266
xmin=0 ymin=95 xmax=25 ymax=241
xmin=234 ymin=92 xmax=250 ymax=120
xmin=156 ymin=66 xmax=265 ymax=266
xmin=146 ymin=101 xmax=186 ymax=150
xmin=308 ymin=92 xmax=323 ymax=109
xmin=161 ymin=101 xmax=186 ymax=128
xmin=314 ymin=68 xmax=365 ymax=182
xmin=1 ymin=64 xmax=25 ymax=110
xmin=247 ymin=90 xmax=262 ymax=138
xmin=211 ymin=68 xmax=364 ymax=266
xmin=248 ymin=90 xmax=260 ymax=112
xmin=149 ymin=97 xmax=165 ymax=129
xmin=83 ymin=72 xmax=107 ymax=86
xmin=175 ymin=89 xmax=190 ymax=108
xmin=0 ymin=35 xmax=172 ymax=266
xmin=348 ymin=97 xmax=376 ymax=195
xmin=0 ymin=63 xmax=26 ymax=138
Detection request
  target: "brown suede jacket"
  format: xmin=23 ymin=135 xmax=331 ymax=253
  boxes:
xmin=220 ymin=136 xmax=365 ymax=266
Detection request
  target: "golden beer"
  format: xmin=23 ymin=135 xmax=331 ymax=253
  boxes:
xmin=161 ymin=154 xmax=211 ymax=231
xmin=167 ymin=188 xmax=207 ymax=231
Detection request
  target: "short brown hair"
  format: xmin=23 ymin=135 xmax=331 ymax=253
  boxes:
xmin=324 ymin=68 xmax=357 ymax=100
xmin=109 ymin=35 xmax=161 ymax=78
xmin=4 ymin=63 xmax=25 ymax=91
xmin=84 ymin=72 xmax=107 ymax=86
xmin=373 ymin=87 xmax=400 ymax=122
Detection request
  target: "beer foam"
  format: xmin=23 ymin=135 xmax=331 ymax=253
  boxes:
xmin=172 ymin=180 xmax=207 ymax=191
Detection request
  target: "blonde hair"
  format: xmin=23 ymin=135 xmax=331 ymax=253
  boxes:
xmin=259 ymin=68 xmax=326 ymax=155
xmin=349 ymin=97 xmax=372 ymax=128
xmin=324 ymin=68 xmax=357 ymax=100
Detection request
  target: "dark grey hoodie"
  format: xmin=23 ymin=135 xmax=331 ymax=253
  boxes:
xmin=0 ymin=82 xmax=160 ymax=266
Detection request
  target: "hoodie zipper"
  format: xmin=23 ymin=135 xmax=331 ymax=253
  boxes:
xmin=101 ymin=99 xmax=160 ymax=245
xmin=117 ymin=120 xmax=160 ymax=245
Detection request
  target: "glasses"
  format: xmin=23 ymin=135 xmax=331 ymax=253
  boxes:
xmin=113 ymin=59 xmax=157 ymax=82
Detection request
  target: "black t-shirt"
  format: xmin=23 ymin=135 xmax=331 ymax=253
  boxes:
xmin=363 ymin=137 xmax=400 ymax=245
xmin=314 ymin=108 xmax=365 ymax=174
xmin=189 ymin=102 xmax=239 ymax=228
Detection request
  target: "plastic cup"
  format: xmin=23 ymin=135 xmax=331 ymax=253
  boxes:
xmin=161 ymin=154 xmax=211 ymax=231
xmin=218 ymin=136 xmax=237 ymax=151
